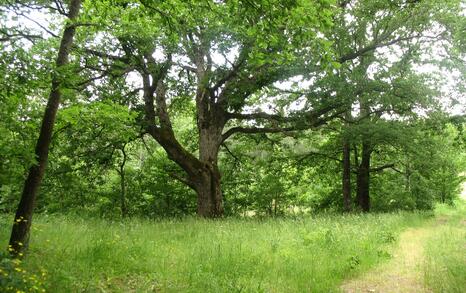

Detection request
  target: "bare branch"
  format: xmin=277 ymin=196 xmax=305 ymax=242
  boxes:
xmin=222 ymin=126 xmax=298 ymax=142
xmin=79 ymin=47 xmax=126 ymax=61
xmin=53 ymin=0 xmax=67 ymax=15
xmin=221 ymin=142 xmax=242 ymax=164
xmin=227 ymin=112 xmax=297 ymax=123
xmin=297 ymin=151 xmax=343 ymax=163
xmin=339 ymin=34 xmax=421 ymax=63
xmin=0 ymin=29 xmax=42 ymax=43
xmin=212 ymin=45 xmax=250 ymax=93
xmin=13 ymin=11 xmax=59 ymax=38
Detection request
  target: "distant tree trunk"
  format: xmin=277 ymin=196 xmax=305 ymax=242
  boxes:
xmin=165 ymin=194 xmax=171 ymax=216
xmin=441 ymin=174 xmax=446 ymax=203
xmin=342 ymin=110 xmax=352 ymax=212
xmin=118 ymin=145 xmax=128 ymax=217
xmin=342 ymin=138 xmax=352 ymax=212
xmin=8 ymin=0 xmax=82 ymax=256
xmin=356 ymin=141 xmax=372 ymax=212
xmin=355 ymin=69 xmax=372 ymax=212
xmin=404 ymin=162 xmax=411 ymax=192
xmin=120 ymin=170 xmax=127 ymax=216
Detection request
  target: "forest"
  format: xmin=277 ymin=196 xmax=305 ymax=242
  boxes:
xmin=0 ymin=0 xmax=465 ymax=292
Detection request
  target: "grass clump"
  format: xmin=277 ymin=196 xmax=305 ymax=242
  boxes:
xmin=0 ymin=212 xmax=429 ymax=292
xmin=423 ymin=201 xmax=466 ymax=293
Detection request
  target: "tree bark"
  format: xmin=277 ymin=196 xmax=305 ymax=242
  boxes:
xmin=194 ymin=163 xmax=223 ymax=217
xmin=356 ymin=141 xmax=372 ymax=212
xmin=8 ymin=0 xmax=82 ymax=256
xmin=193 ymin=123 xmax=224 ymax=217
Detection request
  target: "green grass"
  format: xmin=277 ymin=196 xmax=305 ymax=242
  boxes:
xmin=423 ymin=201 xmax=466 ymax=293
xmin=0 ymin=212 xmax=430 ymax=292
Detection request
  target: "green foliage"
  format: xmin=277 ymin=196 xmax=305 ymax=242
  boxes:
xmin=0 ymin=253 xmax=47 ymax=293
xmin=0 ymin=0 xmax=464 ymax=221
xmin=0 ymin=46 xmax=44 ymax=213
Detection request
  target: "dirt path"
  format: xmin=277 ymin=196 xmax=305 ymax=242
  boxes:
xmin=341 ymin=177 xmax=466 ymax=293
xmin=341 ymin=225 xmax=435 ymax=293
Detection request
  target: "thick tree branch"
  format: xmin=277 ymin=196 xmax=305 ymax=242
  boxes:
xmin=226 ymin=112 xmax=297 ymax=123
xmin=144 ymin=52 xmax=173 ymax=130
xmin=370 ymin=163 xmax=396 ymax=173
xmin=222 ymin=104 xmax=345 ymax=142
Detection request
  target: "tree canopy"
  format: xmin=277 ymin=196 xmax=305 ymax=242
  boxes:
xmin=0 ymin=0 xmax=464 ymax=254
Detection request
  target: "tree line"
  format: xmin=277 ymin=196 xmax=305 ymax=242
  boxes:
xmin=0 ymin=0 xmax=464 ymax=256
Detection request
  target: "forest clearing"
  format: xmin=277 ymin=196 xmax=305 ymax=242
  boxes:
xmin=0 ymin=201 xmax=465 ymax=292
xmin=1 ymin=0 xmax=465 ymax=292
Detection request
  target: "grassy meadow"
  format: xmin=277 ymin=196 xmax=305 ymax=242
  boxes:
xmin=423 ymin=202 xmax=466 ymax=293
xmin=1 ymin=211 xmax=434 ymax=293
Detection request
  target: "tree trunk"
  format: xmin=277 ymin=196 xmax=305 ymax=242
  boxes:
xmin=194 ymin=126 xmax=224 ymax=217
xmin=8 ymin=0 xmax=82 ymax=256
xmin=355 ymin=65 xmax=372 ymax=213
xmin=118 ymin=146 xmax=128 ymax=217
xmin=144 ymin=106 xmax=225 ymax=217
xmin=342 ymin=138 xmax=352 ymax=212
xmin=405 ymin=161 xmax=411 ymax=193
xmin=120 ymin=171 xmax=127 ymax=217
xmin=139 ymin=45 xmax=229 ymax=218
xmin=356 ymin=141 xmax=371 ymax=212
xmin=195 ymin=164 xmax=223 ymax=217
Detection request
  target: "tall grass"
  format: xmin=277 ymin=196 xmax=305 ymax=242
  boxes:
xmin=423 ymin=201 xmax=466 ymax=293
xmin=0 ymin=212 xmax=429 ymax=292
